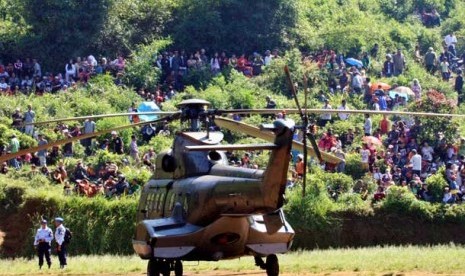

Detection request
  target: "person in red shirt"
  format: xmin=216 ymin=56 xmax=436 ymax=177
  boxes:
xmin=379 ymin=114 xmax=391 ymax=135
xmin=295 ymin=154 xmax=305 ymax=178
xmin=318 ymin=130 xmax=337 ymax=152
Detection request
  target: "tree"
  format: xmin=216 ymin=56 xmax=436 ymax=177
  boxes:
xmin=169 ymin=0 xmax=299 ymax=54
xmin=95 ymin=0 xmax=176 ymax=57
xmin=17 ymin=0 xmax=111 ymax=71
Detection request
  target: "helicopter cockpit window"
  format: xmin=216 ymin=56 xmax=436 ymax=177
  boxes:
xmin=162 ymin=155 xmax=176 ymax=172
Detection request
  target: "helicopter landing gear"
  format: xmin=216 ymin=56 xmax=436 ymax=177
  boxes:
xmin=174 ymin=260 xmax=183 ymax=276
xmin=265 ymin=254 xmax=279 ymax=276
xmin=147 ymin=259 xmax=160 ymax=276
xmin=147 ymin=259 xmax=183 ymax=276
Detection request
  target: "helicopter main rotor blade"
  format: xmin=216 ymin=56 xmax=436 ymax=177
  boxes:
xmin=217 ymin=108 xmax=465 ymax=118
xmin=214 ymin=117 xmax=341 ymax=164
xmin=28 ymin=111 xmax=179 ymax=126
xmin=0 ymin=114 xmax=177 ymax=164
xmin=185 ymin=143 xmax=278 ymax=152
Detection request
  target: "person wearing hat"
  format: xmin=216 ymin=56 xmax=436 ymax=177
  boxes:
xmin=424 ymin=47 xmax=437 ymax=73
xmin=383 ymin=54 xmax=394 ymax=77
xmin=351 ymin=70 xmax=364 ymax=94
xmin=34 ymin=219 xmax=53 ymax=269
xmin=54 ymin=217 xmax=67 ymax=269
xmin=265 ymin=95 xmax=276 ymax=109
xmin=111 ymin=131 xmax=124 ymax=155
xmin=11 ymin=108 xmax=23 ymax=130
xmin=112 ymin=174 xmax=129 ymax=196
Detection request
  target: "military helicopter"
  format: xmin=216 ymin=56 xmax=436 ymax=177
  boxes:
xmin=1 ymin=67 xmax=464 ymax=276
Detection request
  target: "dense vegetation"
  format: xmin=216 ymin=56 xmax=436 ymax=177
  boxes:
xmin=1 ymin=0 xmax=465 ymax=257
xmin=1 ymin=0 xmax=464 ymax=70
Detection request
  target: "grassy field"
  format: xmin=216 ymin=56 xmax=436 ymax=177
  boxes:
xmin=2 ymin=245 xmax=465 ymax=275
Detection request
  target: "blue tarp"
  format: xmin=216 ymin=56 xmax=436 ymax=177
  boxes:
xmin=138 ymin=102 xmax=160 ymax=122
xmin=388 ymin=91 xmax=409 ymax=102
xmin=345 ymin=58 xmax=363 ymax=68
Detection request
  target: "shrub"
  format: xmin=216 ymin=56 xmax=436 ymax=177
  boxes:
xmin=379 ymin=185 xmax=418 ymax=213
xmin=0 ymin=177 xmax=27 ymax=215
xmin=345 ymin=153 xmax=365 ymax=180
xmin=335 ymin=193 xmax=372 ymax=216
xmin=317 ymin=170 xmax=354 ymax=194
xmin=123 ymin=39 xmax=170 ymax=91
xmin=148 ymin=135 xmax=173 ymax=153
xmin=425 ymin=167 xmax=448 ymax=203
xmin=285 ymin=183 xmax=337 ymax=231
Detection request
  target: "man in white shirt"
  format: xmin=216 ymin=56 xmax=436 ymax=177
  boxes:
xmin=54 ymin=217 xmax=67 ymax=269
xmin=364 ymin=114 xmax=372 ymax=136
xmin=319 ymin=99 xmax=332 ymax=127
xmin=264 ymin=50 xmax=272 ymax=66
xmin=338 ymin=99 xmax=349 ymax=120
xmin=410 ymin=149 xmax=422 ymax=176
xmin=129 ymin=135 xmax=140 ymax=164
xmin=360 ymin=144 xmax=370 ymax=171
xmin=444 ymin=32 xmax=458 ymax=55
xmin=421 ymin=142 xmax=434 ymax=162
xmin=34 ymin=219 xmax=53 ymax=269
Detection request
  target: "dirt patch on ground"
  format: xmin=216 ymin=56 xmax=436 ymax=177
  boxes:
xmin=15 ymin=272 xmax=465 ymax=276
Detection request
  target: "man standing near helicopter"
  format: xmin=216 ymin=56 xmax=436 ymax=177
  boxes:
xmin=54 ymin=217 xmax=67 ymax=269
xmin=34 ymin=219 xmax=53 ymax=269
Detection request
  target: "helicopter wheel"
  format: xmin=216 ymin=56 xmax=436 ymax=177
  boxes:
xmin=147 ymin=259 xmax=160 ymax=276
xmin=265 ymin=254 xmax=279 ymax=276
xmin=160 ymin=260 xmax=171 ymax=276
xmin=174 ymin=260 xmax=183 ymax=276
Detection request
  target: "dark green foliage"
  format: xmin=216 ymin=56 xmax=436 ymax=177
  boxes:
xmin=124 ymin=39 xmax=170 ymax=91
xmin=170 ymin=0 xmax=298 ymax=54
xmin=344 ymin=153 xmax=365 ymax=180
xmin=16 ymin=0 xmax=111 ymax=71
xmin=378 ymin=185 xmax=419 ymax=213
xmin=425 ymin=167 xmax=449 ymax=202
xmin=96 ymin=0 xmax=176 ymax=56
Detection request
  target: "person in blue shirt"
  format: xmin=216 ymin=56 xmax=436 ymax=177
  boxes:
xmin=378 ymin=92 xmax=388 ymax=111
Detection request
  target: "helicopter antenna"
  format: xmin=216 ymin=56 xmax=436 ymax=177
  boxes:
xmin=302 ymin=74 xmax=309 ymax=197
xmin=284 ymin=65 xmax=322 ymax=197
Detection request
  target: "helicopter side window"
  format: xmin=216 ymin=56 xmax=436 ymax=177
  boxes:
xmin=183 ymin=193 xmax=190 ymax=214
xmin=144 ymin=192 xmax=156 ymax=218
xmin=151 ymin=192 xmax=159 ymax=213
xmin=155 ymin=191 xmax=163 ymax=212
xmin=163 ymin=190 xmax=176 ymax=217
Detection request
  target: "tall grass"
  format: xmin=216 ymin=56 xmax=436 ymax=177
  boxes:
xmin=2 ymin=245 xmax=465 ymax=275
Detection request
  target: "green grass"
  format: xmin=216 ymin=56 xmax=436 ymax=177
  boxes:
xmin=2 ymin=245 xmax=465 ymax=275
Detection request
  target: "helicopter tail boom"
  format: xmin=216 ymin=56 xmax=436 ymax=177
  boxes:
xmin=260 ymin=120 xmax=295 ymax=210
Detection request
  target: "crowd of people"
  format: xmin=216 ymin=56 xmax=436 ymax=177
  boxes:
xmin=1 ymin=31 xmax=465 ymax=203
xmin=0 ymin=55 xmax=127 ymax=95
xmin=281 ymin=32 xmax=465 ymax=204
